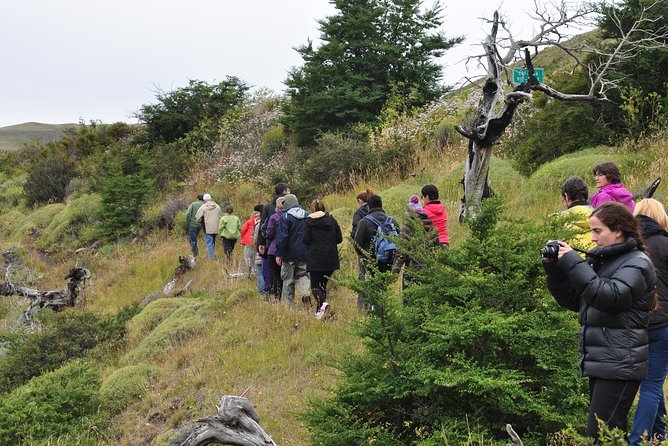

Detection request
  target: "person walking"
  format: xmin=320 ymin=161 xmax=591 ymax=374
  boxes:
xmin=303 ymin=199 xmax=343 ymax=319
xmin=591 ymin=161 xmax=635 ymax=212
xmin=629 ymin=198 xmax=668 ymax=445
xmin=194 ymin=194 xmax=223 ymax=260
xmin=265 ymin=197 xmax=286 ymax=301
xmin=218 ymin=205 xmax=241 ymax=262
xmin=184 ymin=194 xmax=204 ymax=257
xmin=542 ymin=202 xmax=656 ymax=441
xmin=351 ymin=188 xmax=373 ymax=309
xmin=560 ymin=176 xmax=594 ymax=251
xmin=275 ymin=194 xmax=310 ymax=307
xmin=421 ymin=184 xmax=449 ymax=246
xmin=241 ymin=205 xmax=262 ymax=276
xmin=256 ymin=183 xmax=290 ymax=293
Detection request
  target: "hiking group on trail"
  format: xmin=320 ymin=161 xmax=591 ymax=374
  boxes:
xmin=184 ymin=160 xmax=666 ymax=443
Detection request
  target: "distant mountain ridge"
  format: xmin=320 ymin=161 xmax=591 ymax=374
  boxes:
xmin=0 ymin=122 xmax=79 ymax=152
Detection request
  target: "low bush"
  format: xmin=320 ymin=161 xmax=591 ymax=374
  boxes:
xmin=260 ymin=124 xmax=286 ymax=157
xmin=0 ymin=361 xmax=105 ymax=445
xmin=126 ymin=298 xmax=191 ymax=347
xmin=23 ymin=151 xmax=77 ymax=206
xmin=99 ymin=364 xmax=161 ymax=414
xmin=0 ymin=305 xmax=139 ymax=394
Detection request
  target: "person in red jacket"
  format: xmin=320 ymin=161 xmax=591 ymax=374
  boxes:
xmin=241 ymin=205 xmax=263 ymax=277
xmin=421 ymin=184 xmax=449 ymax=246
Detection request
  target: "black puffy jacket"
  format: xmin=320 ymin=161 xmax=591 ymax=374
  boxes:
xmin=303 ymin=211 xmax=343 ymax=272
xmin=637 ymin=216 xmax=668 ymax=329
xmin=544 ymin=237 xmax=656 ymax=380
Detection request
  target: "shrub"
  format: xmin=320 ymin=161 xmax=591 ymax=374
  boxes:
xmin=304 ymin=198 xmax=587 ymax=445
xmin=126 ymin=298 xmax=192 ymax=347
xmin=260 ymin=124 xmax=286 ymax=157
xmin=37 ymin=193 xmax=103 ymax=250
xmin=23 ymin=151 xmax=77 ymax=206
xmin=0 ymin=306 xmax=138 ymax=394
xmin=0 ymin=361 xmax=104 ymax=445
xmin=99 ymin=364 xmax=161 ymax=413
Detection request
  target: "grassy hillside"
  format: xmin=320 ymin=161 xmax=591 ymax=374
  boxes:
xmin=0 ymin=122 xmax=78 ymax=151
xmin=0 ymin=133 xmax=665 ymax=445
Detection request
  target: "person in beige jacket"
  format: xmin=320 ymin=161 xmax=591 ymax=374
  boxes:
xmin=194 ymin=193 xmax=223 ymax=259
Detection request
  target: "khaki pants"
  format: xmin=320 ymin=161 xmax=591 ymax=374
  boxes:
xmin=280 ymin=261 xmax=309 ymax=306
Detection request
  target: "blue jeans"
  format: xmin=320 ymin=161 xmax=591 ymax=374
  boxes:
xmin=188 ymin=226 xmax=201 ymax=256
xmin=204 ymin=233 xmax=217 ymax=260
xmin=630 ymin=325 xmax=668 ymax=445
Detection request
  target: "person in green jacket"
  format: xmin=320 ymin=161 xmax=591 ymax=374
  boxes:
xmin=219 ymin=205 xmax=242 ymax=261
xmin=185 ymin=194 xmax=204 ymax=256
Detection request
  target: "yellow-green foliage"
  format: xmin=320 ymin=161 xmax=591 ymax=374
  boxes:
xmin=126 ymin=298 xmax=194 ymax=347
xmin=123 ymin=299 xmax=208 ymax=364
xmin=0 ymin=174 xmax=25 ymax=208
xmin=100 ymin=364 xmax=161 ymax=413
xmin=37 ymin=193 xmax=102 ymax=249
xmin=0 ymin=209 xmax=26 ymax=236
xmin=9 ymin=203 xmax=65 ymax=241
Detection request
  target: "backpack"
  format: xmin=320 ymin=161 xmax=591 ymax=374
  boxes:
xmin=364 ymin=214 xmax=398 ymax=263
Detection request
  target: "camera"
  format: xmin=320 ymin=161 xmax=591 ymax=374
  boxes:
xmin=540 ymin=240 xmax=562 ymax=260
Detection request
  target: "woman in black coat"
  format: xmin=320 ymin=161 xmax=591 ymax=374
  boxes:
xmin=303 ymin=199 xmax=343 ymax=319
xmin=543 ymin=202 xmax=656 ymax=440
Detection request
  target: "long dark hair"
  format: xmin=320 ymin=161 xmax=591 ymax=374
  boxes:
xmin=590 ymin=202 xmax=647 ymax=253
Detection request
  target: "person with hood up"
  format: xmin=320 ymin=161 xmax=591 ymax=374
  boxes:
xmin=185 ymin=194 xmax=204 ymax=257
xmin=303 ymin=199 xmax=343 ymax=319
xmin=218 ymin=205 xmax=242 ymax=262
xmin=265 ymin=197 xmax=286 ymax=301
xmin=421 ymin=184 xmax=449 ymax=246
xmin=194 ymin=194 xmax=223 ymax=260
xmin=591 ymin=161 xmax=635 ymax=212
xmin=629 ymin=198 xmax=668 ymax=445
xmin=275 ymin=194 xmax=310 ymax=307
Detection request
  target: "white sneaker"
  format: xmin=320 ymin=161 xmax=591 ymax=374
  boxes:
xmin=315 ymin=302 xmax=330 ymax=320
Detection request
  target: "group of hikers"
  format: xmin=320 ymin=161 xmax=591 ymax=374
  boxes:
xmin=183 ymin=160 xmax=668 ymax=443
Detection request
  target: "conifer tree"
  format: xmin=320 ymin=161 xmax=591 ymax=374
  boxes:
xmin=283 ymin=0 xmax=461 ymax=146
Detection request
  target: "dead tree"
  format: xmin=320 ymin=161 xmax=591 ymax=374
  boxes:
xmin=457 ymin=1 xmax=668 ymax=221
xmin=0 ymin=266 xmax=91 ymax=327
xmin=171 ymin=394 xmax=277 ymax=446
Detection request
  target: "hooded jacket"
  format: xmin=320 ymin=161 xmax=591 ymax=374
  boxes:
xmin=303 ymin=211 xmax=343 ymax=272
xmin=637 ymin=215 xmax=668 ymax=329
xmin=351 ymin=202 xmax=369 ymax=239
xmin=265 ymin=209 xmax=284 ymax=256
xmin=591 ymin=183 xmax=635 ymax=212
xmin=240 ymin=216 xmax=258 ymax=246
xmin=422 ymin=200 xmax=449 ymax=244
xmin=544 ymin=237 xmax=656 ymax=380
xmin=194 ymin=201 xmax=223 ymax=235
xmin=218 ymin=212 xmax=241 ymax=240
xmin=275 ymin=205 xmax=309 ymax=262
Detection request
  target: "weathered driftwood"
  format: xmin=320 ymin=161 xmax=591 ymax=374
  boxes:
xmin=171 ymin=394 xmax=277 ymax=446
xmin=506 ymin=424 xmax=524 ymax=446
xmin=163 ymin=255 xmax=195 ymax=295
xmin=0 ymin=266 xmax=91 ymax=327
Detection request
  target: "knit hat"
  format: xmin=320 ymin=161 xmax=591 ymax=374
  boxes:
xmin=203 ymin=193 xmax=212 ymax=201
xmin=408 ymin=194 xmax=422 ymax=212
xmin=282 ymin=194 xmax=298 ymax=209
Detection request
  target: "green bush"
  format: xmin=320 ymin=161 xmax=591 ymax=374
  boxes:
xmin=305 ymin=198 xmax=587 ymax=445
xmin=260 ymin=124 xmax=286 ymax=157
xmin=22 ymin=150 xmax=77 ymax=206
xmin=99 ymin=364 xmax=161 ymax=414
xmin=0 ymin=361 xmax=104 ymax=445
xmin=37 ymin=193 xmax=102 ymax=249
xmin=9 ymin=203 xmax=65 ymax=241
xmin=0 ymin=306 xmax=139 ymax=394
xmin=126 ymin=298 xmax=192 ymax=347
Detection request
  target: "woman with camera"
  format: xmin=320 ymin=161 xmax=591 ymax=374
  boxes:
xmin=543 ymin=201 xmax=656 ymax=440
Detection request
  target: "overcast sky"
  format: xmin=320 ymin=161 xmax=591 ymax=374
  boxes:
xmin=0 ymin=0 xmax=590 ymax=128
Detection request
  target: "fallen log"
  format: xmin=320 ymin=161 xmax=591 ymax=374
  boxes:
xmin=0 ymin=265 xmax=91 ymax=327
xmin=171 ymin=394 xmax=277 ymax=446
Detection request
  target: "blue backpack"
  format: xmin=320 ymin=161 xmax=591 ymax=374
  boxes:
xmin=364 ymin=214 xmax=398 ymax=263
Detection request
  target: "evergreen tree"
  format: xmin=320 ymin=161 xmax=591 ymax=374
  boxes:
xmin=305 ymin=199 xmax=588 ymax=445
xmin=284 ymin=0 xmax=462 ymax=146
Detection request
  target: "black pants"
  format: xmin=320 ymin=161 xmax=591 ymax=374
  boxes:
xmin=222 ymin=238 xmax=237 ymax=261
xmin=267 ymin=255 xmax=282 ymax=298
xmin=310 ymin=270 xmax=334 ymax=308
xmin=586 ymin=377 xmax=640 ymax=440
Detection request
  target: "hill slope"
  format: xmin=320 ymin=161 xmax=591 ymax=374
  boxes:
xmin=0 ymin=122 xmax=78 ymax=151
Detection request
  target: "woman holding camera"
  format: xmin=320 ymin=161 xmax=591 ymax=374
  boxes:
xmin=543 ymin=201 xmax=656 ymax=440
